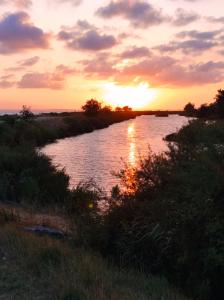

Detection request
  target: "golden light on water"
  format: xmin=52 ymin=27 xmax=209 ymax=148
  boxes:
xmin=129 ymin=143 xmax=136 ymax=166
xmin=123 ymin=123 xmax=137 ymax=194
xmin=128 ymin=123 xmax=136 ymax=166
xmin=128 ymin=124 xmax=135 ymax=135
xmin=103 ymin=82 xmax=157 ymax=109
xmin=118 ymin=123 xmax=137 ymax=194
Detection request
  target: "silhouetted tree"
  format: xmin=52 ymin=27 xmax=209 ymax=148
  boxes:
xmin=122 ymin=106 xmax=132 ymax=112
xmin=101 ymin=105 xmax=112 ymax=113
xmin=213 ymin=89 xmax=224 ymax=118
xmin=193 ymin=89 xmax=224 ymax=119
xmin=115 ymin=106 xmax=122 ymax=112
xmin=20 ymin=105 xmax=34 ymax=121
xmin=82 ymin=99 xmax=102 ymax=116
xmin=184 ymin=102 xmax=196 ymax=116
xmin=197 ymin=104 xmax=210 ymax=118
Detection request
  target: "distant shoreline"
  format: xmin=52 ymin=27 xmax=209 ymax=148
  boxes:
xmin=0 ymin=110 xmax=185 ymax=147
xmin=0 ymin=109 xmax=184 ymax=116
xmin=0 ymin=109 xmax=76 ymax=115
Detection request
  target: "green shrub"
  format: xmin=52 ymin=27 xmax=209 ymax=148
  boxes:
xmin=97 ymin=120 xmax=224 ymax=300
xmin=0 ymin=146 xmax=69 ymax=205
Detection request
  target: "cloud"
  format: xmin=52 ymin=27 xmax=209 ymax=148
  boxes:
xmin=76 ymin=20 xmax=96 ymax=30
xmin=0 ymin=80 xmax=15 ymax=88
xmin=18 ymin=72 xmax=59 ymax=89
xmin=96 ymin=0 xmax=168 ymax=28
xmin=96 ymin=1 xmax=200 ymax=28
xmin=4 ymin=56 xmax=40 ymax=72
xmin=18 ymin=56 xmax=40 ymax=67
xmin=0 ymin=74 xmax=15 ymax=88
xmin=176 ymin=29 xmax=222 ymax=39
xmin=58 ymin=20 xmax=117 ymax=51
xmin=172 ymin=8 xmax=200 ymax=26
xmin=0 ymin=12 xmax=51 ymax=54
xmin=79 ymin=50 xmax=224 ymax=87
xmin=206 ymin=16 xmax=224 ymax=24
xmin=2 ymin=0 xmax=83 ymax=8
xmin=75 ymin=30 xmax=117 ymax=50
xmin=156 ymin=39 xmax=217 ymax=54
xmin=120 ymin=46 xmax=151 ymax=59
xmin=18 ymin=64 xmax=76 ymax=89
xmin=155 ymin=30 xmax=221 ymax=54
xmin=80 ymin=53 xmax=117 ymax=78
xmin=56 ymin=0 xmax=82 ymax=6
xmin=0 ymin=0 xmax=32 ymax=8
xmin=117 ymin=57 xmax=224 ymax=87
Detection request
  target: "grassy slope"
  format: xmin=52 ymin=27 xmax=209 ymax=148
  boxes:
xmin=0 ymin=214 xmax=190 ymax=300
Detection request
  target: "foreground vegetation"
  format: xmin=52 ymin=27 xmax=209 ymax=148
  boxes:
xmin=0 ymin=215 xmax=189 ymax=300
xmin=1 ymin=91 xmax=224 ymax=299
xmin=0 ymin=103 xmax=190 ymax=299
xmin=184 ymin=88 xmax=224 ymax=119
xmin=77 ymin=91 xmax=224 ymax=300
xmin=96 ymin=119 xmax=224 ymax=300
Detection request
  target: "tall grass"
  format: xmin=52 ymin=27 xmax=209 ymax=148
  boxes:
xmin=0 ymin=224 xmax=190 ymax=300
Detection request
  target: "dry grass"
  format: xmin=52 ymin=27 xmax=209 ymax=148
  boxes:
xmin=0 ymin=222 xmax=190 ymax=300
xmin=0 ymin=203 xmax=72 ymax=234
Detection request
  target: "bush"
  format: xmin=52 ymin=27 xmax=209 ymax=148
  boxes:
xmin=97 ymin=120 xmax=224 ymax=300
xmin=20 ymin=105 xmax=34 ymax=121
xmin=189 ymin=89 xmax=224 ymax=119
xmin=0 ymin=146 xmax=70 ymax=205
xmin=67 ymin=181 xmax=107 ymax=249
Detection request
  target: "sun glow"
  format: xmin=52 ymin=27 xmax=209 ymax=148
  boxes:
xmin=103 ymin=82 xmax=157 ymax=109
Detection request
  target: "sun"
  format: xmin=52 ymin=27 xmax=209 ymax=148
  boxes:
xmin=102 ymin=82 xmax=157 ymax=109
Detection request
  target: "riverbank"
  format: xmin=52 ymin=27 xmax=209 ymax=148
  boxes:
xmin=0 ymin=111 xmax=141 ymax=147
xmin=35 ymin=111 xmax=141 ymax=146
xmin=0 ymin=110 xmax=184 ymax=147
xmin=34 ymin=111 xmax=183 ymax=147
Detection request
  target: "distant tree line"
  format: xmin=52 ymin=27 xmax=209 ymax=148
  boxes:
xmin=184 ymin=89 xmax=224 ymax=118
xmin=82 ymin=99 xmax=132 ymax=116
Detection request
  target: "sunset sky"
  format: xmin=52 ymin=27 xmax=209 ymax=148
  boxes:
xmin=0 ymin=0 xmax=224 ymax=110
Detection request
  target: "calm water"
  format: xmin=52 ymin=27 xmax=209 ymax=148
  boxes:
xmin=41 ymin=115 xmax=189 ymax=191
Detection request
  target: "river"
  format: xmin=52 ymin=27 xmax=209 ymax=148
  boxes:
xmin=41 ymin=115 xmax=189 ymax=191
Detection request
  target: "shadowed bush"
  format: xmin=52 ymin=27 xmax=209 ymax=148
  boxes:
xmin=0 ymin=145 xmax=69 ymax=205
xmin=92 ymin=119 xmax=224 ymax=300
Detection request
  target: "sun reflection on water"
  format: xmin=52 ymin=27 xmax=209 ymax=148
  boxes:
xmin=122 ymin=123 xmax=137 ymax=194
xmin=128 ymin=123 xmax=136 ymax=167
xmin=128 ymin=124 xmax=135 ymax=135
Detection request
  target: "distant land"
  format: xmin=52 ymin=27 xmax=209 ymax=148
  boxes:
xmin=0 ymin=109 xmax=75 ymax=115
xmin=0 ymin=109 xmax=184 ymax=116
